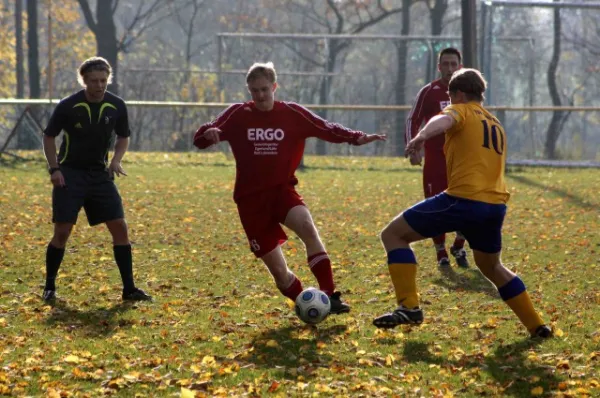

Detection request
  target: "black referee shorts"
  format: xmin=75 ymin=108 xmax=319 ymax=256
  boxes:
xmin=52 ymin=166 xmax=125 ymax=226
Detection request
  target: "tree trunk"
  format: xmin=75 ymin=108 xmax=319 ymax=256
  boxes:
xmin=22 ymin=0 xmax=41 ymax=150
xmin=544 ymin=1 xmax=563 ymax=159
xmin=427 ymin=0 xmax=448 ymax=82
xmin=461 ymin=0 xmax=478 ymax=68
xmin=16 ymin=0 xmax=24 ymax=99
xmin=95 ymin=1 xmax=119 ymax=94
xmin=395 ymin=0 xmax=411 ymax=156
xmin=27 ymin=0 xmax=40 ymax=99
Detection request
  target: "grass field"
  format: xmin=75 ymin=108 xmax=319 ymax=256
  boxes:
xmin=0 ymin=152 xmax=598 ymax=397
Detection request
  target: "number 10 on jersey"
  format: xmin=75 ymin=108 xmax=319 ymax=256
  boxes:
xmin=481 ymin=120 xmax=505 ymax=155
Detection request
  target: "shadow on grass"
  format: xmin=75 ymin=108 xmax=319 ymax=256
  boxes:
xmin=45 ymin=299 xmax=134 ymax=338
xmin=433 ymin=267 xmax=499 ymax=298
xmin=243 ymin=324 xmax=348 ymax=379
xmin=403 ymin=339 xmax=559 ymax=397
xmin=507 ymin=174 xmax=595 ymax=210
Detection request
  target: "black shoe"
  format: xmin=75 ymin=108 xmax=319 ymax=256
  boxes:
xmin=42 ymin=289 xmax=56 ymax=302
xmin=329 ymin=291 xmax=350 ymax=314
xmin=438 ymin=257 xmax=451 ymax=268
xmin=373 ymin=306 xmax=424 ymax=329
xmin=532 ymin=325 xmax=553 ymax=338
xmin=451 ymin=246 xmax=469 ymax=268
xmin=122 ymin=288 xmax=153 ymax=302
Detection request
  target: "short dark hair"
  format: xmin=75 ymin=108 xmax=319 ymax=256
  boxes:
xmin=77 ymin=57 xmax=112 ymax=86
xmin=448 ymin=68 xmax=487 ymax=102
xmin=438 ymin=47 xmax=462 ymax=64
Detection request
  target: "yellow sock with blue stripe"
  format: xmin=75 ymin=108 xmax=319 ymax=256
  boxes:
xmin=498 ymin=277 xmax=544 ymax=333
xmin=387 ymin=248 xmax=419 ymax=309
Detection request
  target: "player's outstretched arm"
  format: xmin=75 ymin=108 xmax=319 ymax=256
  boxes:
xmin=193 ymin=127 xmax=222 ymax=149
xmin=355 ymin=134 xmax=387 ymax=146
xmin=406 ymin=114 xmax=454 ymax=155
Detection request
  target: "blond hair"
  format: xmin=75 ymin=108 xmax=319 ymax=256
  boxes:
xmin=448 ymin=68 xmax=487 ymax=102
xmin=77 ymin=56 xmax=113 ymax=87
xmin=246 ymin=62 xmax=277 ymax=83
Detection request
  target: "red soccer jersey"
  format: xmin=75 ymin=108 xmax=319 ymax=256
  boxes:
xmin=405 ymin=78 xmax=451 ymax=158
xmin=193 ymin=101 xmax=365 ymax=202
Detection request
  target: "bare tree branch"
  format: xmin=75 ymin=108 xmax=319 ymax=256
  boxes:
xmin=76 ymin=0 xmax=97 ymax=35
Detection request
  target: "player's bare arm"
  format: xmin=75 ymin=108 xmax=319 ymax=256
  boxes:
xmin=406 ymin=114 xmax=455 ymax=154
xmin=356 ymin=133 xmax=387 ymax=145
xmin=109 ymin=136 xmax=129 ymax=178
xmin=42 ymin=134 xmax=66 ymax=187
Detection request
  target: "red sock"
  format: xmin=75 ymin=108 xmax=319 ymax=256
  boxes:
xmin=433 ymin=235 xmax=447 ymax=260
xmin=308 ymin=252 xmax=335 ymax=296
xmin=279 ymin=275 xmax=303 ymax=301
xmin=452 ymin=236 xmax=466 ymax=250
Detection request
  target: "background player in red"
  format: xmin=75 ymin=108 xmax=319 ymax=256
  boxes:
xmin=405 ymin=47 xmax=469 ymax=268
xmin=193 ymin=62 xmax=386 ymax=314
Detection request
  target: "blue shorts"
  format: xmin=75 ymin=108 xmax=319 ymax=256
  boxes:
xmin=402 ymin=193 xmax=507 ymax=253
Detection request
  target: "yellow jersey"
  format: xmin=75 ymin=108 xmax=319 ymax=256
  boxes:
xmin=442 ymin=102 xmax=510 ymax=204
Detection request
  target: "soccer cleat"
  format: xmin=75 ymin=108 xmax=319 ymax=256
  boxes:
xmin=532 ymin=325 xmax=553 ymax=339
xmin=122 ymin=288 xmax=153 ymax=302
xmin=329 ymin=291 xmax=350 ymax=314
xmin=373 ymin=306 xmax=424 ymax=329
xmin=438 ymin=257 xmax=451 ymax=268
xmin=42 ymin=289 xmax=56 ymax=302
xmin=450 ymin=247 xmax=469 ymax=268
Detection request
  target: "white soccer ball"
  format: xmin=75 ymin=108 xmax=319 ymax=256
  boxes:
xmin=295 ymin=287 xmax=331 ymax=325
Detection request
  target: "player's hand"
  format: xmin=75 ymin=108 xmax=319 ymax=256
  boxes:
xmin=405 ymin=135 xmax=425 ymax=156
xmin=408 ymin=152 xmax=422 ymax=166
xmin=356 ymin=133 xmax=387 ymax=145
xmin=109 ymin=161 xmax=128 ymax=178
xmin=50 ymin=170 xmax=66 ymax=187
xmin=203 ymin=127 xmax=222 ymax=144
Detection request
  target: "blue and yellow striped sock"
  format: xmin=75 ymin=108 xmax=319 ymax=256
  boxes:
xmin=387 ymin=248 xmax=419 ymax=309
xmin=498 ymin=277 xmax=544 ymax=333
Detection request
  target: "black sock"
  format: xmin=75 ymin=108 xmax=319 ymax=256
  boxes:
xmin=45 ymin=244 xmax=65 ymax=291
xmin=114 ymin=244 xmax=135 ymax=293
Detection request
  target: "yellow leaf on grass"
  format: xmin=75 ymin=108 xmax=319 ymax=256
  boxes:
xmin=201 ymin=356 xmax=216 ymax=366
xmin=190 ymin=364 xmax=201 ymax=373
xmin=531 ymin=386 xmax=544 ymax=396
xmin=266 ymin=340 xmax=279 ymax=348
xmin=181 ymin=387 xmax=195 ymax=398
xmin=555 ymin=328 xmax=564 ymax=337
xmin=63 ymin=355 xmax=81 ymax=364
xmin=386 ymin=354 xmax=395 ymax=366
xmin=557 ymin=360 xmax=570 ymax=369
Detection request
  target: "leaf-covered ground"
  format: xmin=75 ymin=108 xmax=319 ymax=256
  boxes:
xmin=0 ymin=152 xmax=598 ymax=397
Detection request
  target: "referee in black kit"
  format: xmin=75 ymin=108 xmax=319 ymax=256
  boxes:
xmin=42 ymin=57 xmax=152 ymax=303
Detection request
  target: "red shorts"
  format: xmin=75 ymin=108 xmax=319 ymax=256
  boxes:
xmin=423 ymin=156 xmax=448 ymax=198
xmin=237 ymin=185 xmax=305 ymax=258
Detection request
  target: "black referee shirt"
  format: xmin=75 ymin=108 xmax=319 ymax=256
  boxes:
xmin=44 ymin=90 xmax=130 ymax=170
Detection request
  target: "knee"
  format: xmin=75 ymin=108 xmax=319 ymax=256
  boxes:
xmin=109 ymin=219 xmax=129 ymax=244
xmin=380 ymin=224 xmax=396 ymax=245
xmin=53 ymin=228 xmax=72 ymax=247
xmin=299 ymin=219 xmax=320 ymax=242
